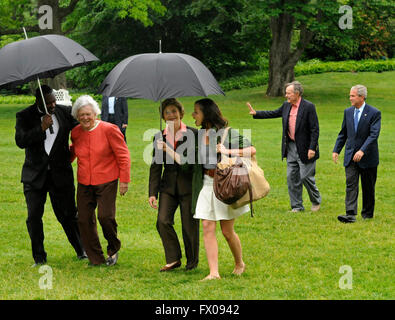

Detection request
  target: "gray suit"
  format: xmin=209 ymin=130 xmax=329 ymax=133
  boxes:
xmin=253 ymin=98 xmax=321 ymax=210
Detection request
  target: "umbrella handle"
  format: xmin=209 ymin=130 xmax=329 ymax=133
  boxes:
xmin=37 ymin=78 xmax=54 ymax=134
xmin=159 ymin=101 xmax=162 ymax=132
xmin=22 ymin=27 xmax=50 ymax=116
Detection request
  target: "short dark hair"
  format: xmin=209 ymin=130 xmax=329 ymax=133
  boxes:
xmin=160 ymin=98 xmax=185 ymax=119
xmin=36 ymin=84 xmax=53 ymax=104
xmin=35 ymin=85 xmax=53 ymax=102
xmin=194 ymin=98 xmax=228 ymax=129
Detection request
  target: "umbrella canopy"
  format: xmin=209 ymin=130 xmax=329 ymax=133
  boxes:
xmin=0 ymin=34 xmax=99 ymax=89
xmin=98 ymin=53 xmax=224 ymax=101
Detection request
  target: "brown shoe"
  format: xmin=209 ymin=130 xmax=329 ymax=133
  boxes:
xmin=160 ymin=261 xmax=181 ymax=272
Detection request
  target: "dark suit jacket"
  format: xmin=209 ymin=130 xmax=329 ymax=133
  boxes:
xmin=149 ymin=127 xmax=197 ymax=199
xmin=253 ymin=98 xmax=320 ymax=163
xmin=333 ymin=104 xmax=381 ymax=168
xmin=101 ymin=96 xmax=128 ymax=129
xmin=15 ymin=104 xmax=78 ymax=189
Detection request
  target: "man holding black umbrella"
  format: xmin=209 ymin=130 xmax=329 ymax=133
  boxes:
xmin=15 ymin=85 xmax=87 ymax=266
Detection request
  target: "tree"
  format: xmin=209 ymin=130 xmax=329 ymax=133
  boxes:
xmin=63 ymin=0 xmax=270 ymax=89
xmin=254 ymin=0 xmax=342 ymax=96
xmin=0 ymin=0 xmax=166 ymax=89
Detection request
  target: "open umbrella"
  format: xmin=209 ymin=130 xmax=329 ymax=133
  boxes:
xmin=0 ymin=30 xmax=99 ymax=127
xmin=99 ymin=47 xmax=224 ymax=129
xmin=99 ymin=52 xmax=224 ymax=101
xmin=0 ymin=32 xmax=99 ymax=89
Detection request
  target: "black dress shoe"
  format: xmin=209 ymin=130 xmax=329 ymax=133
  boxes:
xmin=77 ymin=252 xmax=88 ymax=260
xmin=338 ymin=214 xmax=356 ymax=223
xmin=88 ymin=262 xmax=105 ymax=267
xmin=31 ymin=261 xmax=46 ymax=268
xmin=185 ymin=263 xmax=198 ymax=271
xmin=106 ymin=252 xmax=119 ymax=266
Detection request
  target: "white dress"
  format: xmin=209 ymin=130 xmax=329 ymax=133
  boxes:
xmin=194 ymin=175 xmax=250 ymax=221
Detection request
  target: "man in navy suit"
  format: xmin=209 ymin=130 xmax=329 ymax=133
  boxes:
xmin=15 ymin=85 xmax=86 ymax=266
xmin=247 ymin=81 xmax=321 ymax=212
xmin=333 ymin=85 xmax=381 ymax=223
xmin=101 ymin=96 xmax=128 ymax=141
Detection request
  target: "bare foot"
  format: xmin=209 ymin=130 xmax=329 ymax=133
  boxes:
xmin=232 ymin=263 xmax=246 ymax=275
xmin=199 ymin=274 xmax=221 ymax=282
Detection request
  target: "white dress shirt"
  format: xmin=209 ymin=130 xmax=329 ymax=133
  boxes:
xmin=42 ymin=114 xmax=59 ymax=155
xmin=108 ymin=97 xmax=115 ymax=114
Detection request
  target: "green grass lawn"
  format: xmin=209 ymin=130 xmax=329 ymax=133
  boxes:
xmin=0 ymin=71 xmax=394 ymax=300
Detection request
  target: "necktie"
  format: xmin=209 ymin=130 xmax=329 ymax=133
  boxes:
xmin=354 ymin=108 xmax=360 ymax=132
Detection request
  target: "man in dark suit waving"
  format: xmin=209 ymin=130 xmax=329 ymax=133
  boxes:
xmin=15 ymin=85 xmax=86 ymax=266
xmin=247 ymin=81 xmax=321 ymax=212
xmin=333 ymin=85 xmax=381 ymax=223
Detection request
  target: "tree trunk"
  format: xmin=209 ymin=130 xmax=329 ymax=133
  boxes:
xmin=266 ymin=12 xmax=313 ymax=97
xmin=36 ymin=0 xmax=67 ymax=90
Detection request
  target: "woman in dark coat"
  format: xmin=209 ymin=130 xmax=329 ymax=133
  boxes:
xmin=148 ymin=98 xmax=200 ymax=272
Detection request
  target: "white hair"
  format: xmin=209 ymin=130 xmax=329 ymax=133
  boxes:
xmin=351 ymin=84 xmax=367 ymax=100
xmin=71 ymin=95 xmax=101 ymax=119
xmin=285 ymin=81 xmax=304 ymax=96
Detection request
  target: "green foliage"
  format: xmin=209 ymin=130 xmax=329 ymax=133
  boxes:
xmin=219 ymin=58 xmax=395 ymax=92
xmin=62 ymin=0 xmax=269 ymax=82
xmin=64 ymin=0 xmax=166 ymax=33
xmin=305 ymin=0 xmax=394 ymax=60
xmin=0 ymin=95 xmax=35 ymax=105
xmin=66 ymin=62 xmax=118 ymax=90
xmin=0 ymin=0 xmax=36 ymax=31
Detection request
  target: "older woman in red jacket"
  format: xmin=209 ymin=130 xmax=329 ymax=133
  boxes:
xmin=70 ymin=95 xmax=130 ymax=266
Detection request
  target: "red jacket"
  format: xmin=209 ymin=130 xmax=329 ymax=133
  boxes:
xmin=71 ymin=121 xmax=130 ymax=185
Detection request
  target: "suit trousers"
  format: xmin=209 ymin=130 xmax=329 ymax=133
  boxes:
xmin=286 ymin=141 xmax=321 ymax=210
xmin=77 ymin=180 xmax=121 ymax=265
xmin=24 ymin=172 xmax=84 ymax=263
xmin=345 ymin=162 xmax=377 ymax=218
xmin=156 ymin=192 xmax=199 ymax=268
xmin=106 ymin=114 xmax=126 ymax=142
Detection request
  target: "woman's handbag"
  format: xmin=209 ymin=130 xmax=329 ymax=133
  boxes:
xmin=230 ymin=154 xmax=270 ymax=210
xmin=213 ymin=127 xmax=252 ymax=212
xmin=213 ymin=127 xmax=270 ymax=216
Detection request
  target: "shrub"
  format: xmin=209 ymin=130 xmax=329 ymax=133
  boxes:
xmin=219 ymin=58 xmax=395 ymax=91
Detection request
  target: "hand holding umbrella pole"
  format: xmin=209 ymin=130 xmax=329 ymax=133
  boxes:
xmin=22 ymin=28 xmax=54 ymax=134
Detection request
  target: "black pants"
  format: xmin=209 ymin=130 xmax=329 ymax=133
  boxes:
xmin=156 ymin=192 xmax=199 ymax=268
xmin=106 ymin=114 xmax=126 ymax=142
xmin=345 ymin=162 xmax=377 ymax=218
xmin=24 ymin=173 xmax=84 ymax=263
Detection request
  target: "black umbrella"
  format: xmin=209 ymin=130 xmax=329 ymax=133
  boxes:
xmin=98 ymin=49 xmax=224 ymax=130
xmin=99 ymin=52 xmax=224 ymax=101
xmin=0 ymin=33 xmax=99 ymax=89
xmin=0 ymin=30 xmax=99 ymax=133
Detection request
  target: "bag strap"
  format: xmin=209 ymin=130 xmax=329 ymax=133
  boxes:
xmin=248 ymin=180 xmax=253 ymax=218
xmin=217 ymin=127 xmax=231 ymax=163
xmin=220 ymin=127 xmax=231 ymax=145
